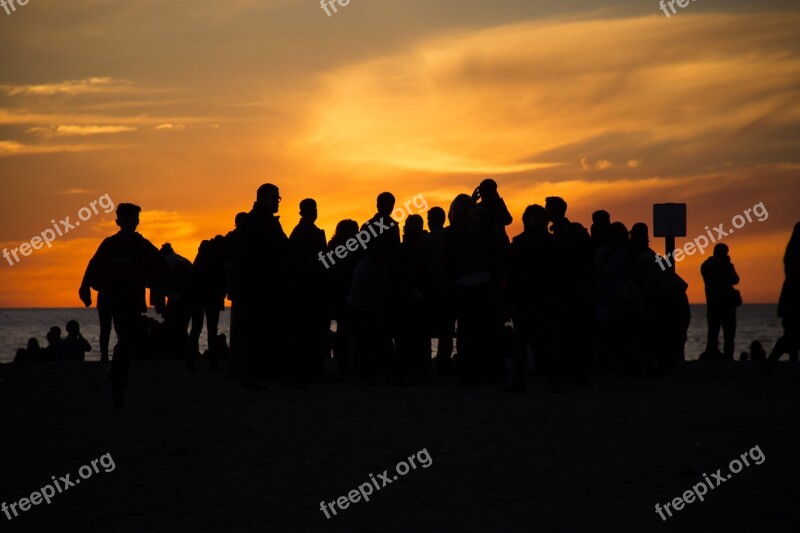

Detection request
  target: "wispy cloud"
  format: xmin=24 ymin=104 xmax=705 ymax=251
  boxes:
xmin=155 ymin=123 xmax=186 ymax=130
xmin=0 ymin=140 xmax=105 ymax=157
xmin=1 ymin=77 xmax=131 ymax=97
xmin=27 ymin=125 xmax=137 ymax=137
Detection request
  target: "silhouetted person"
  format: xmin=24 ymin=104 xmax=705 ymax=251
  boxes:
xmin=591 ymin=210 xmax=611 ymax=252
xmin=551 ymin=221 xmax=595 ymax=386
xmin=232 ymin=184 xmax=292 ymax=388
xmin=421 ymin=207 xmax=454 ymax=375
xmin=545 ymin=196 xmax=570 ymax=242
xmin=472 ymin=178 xmax=513 ymax=238
xmin=289 ymin=198 xmax=329 ymax=381
xmin=327 ymin=219 xmax=360 ymax=375
xmin=225 ymin=212 xmax=249 ymax=378
xmin=62 ymin=320 xmax=91 ymax=361
xmin=741 ymin=341 xmax=766 ymax=361
xmin=701 ymin=243 xmax=740 ymax=360
xmin=160 ymin=243 xmax=193 ymax=359
xmin=445 ymin=194 xmax=504 ymax=384
xmin=594 ymin=222 xmax=643 ymax=373
xmin=361 ymin=192 xmax=400 ymax=254
xmin=188 ymin=236 xmax=227 ymax=370
xmin=392 ymin=214 xmax=430 ymax=383
xmin=348 ymin=233 xmax=395 ymax=382
xmin=79 ymin=202 xmax=165 ymax=407
xmin=506 ymin=204 xmax=555 ymax=391
xmin=627 ymin=222 xmax=687 ymax=374
xmin=765 ymin=222 xmax=800 ymax=369
xmin=14 ymin=337 xmax=41 ymax=363
xmin=43 ymin=326 xmax=63 ymax=361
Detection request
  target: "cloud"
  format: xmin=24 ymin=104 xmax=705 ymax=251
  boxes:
xmin=53 ymin=125 xmax=137 ymax=136
xmin=1 ymin=77 xmax=131 ymax=97
xmin=155 ymin=123 xmax=186 ymax=130
xmin=298 ymin=12 xmax=800 ymax=180
xmin=0 ymin=140 xmax=105 ymax=158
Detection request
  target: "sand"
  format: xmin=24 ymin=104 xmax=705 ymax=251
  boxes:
xmin=1 ymin=359 xmax=798 ymax=533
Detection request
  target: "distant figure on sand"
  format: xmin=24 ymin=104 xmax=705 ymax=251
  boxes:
xmin=62 ymin=320 xmax=92 ymax=361
xmin=14 ymin=337 xmax=41 ymax=363
xmin=43 ymin=326 xmax=63 ymax=361
xmin=740 ymin=341 xmax=766 ymax=362
xmin=79 ymin=202 xmax=165 ymax=407
xmin=765 ymin=222 xmax=800 ymax=369
xmin=700 ymin=244 xmax=740 ymax=360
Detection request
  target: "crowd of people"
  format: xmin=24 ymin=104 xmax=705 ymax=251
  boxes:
xmin=11 ymin=181 xmax=800 ymax=406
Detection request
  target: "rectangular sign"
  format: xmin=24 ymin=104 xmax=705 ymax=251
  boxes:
xmin=653 ymin=203 xmax=687 ymax=237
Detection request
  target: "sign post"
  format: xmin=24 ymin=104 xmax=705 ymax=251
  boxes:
xmin=653 ymin=203 xmax=687 ymax=272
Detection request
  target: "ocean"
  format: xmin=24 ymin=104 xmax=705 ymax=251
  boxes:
xmin=0 ymin=305 xmax=785 ymax=364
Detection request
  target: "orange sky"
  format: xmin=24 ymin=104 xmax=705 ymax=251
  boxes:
xmin=1 ymin=1 xmax=799 ymax=306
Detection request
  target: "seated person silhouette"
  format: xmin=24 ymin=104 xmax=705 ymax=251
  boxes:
xmin=62 ymin=320 xmax=92 ymax=361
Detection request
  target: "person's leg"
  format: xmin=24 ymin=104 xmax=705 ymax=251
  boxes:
xmin=98 ymin=302 xmax=112 ymax=362
xmin=705 ymin=307 xmax=722 ymax=356
xmin=206 ymin=305 xmax=221 ymax=369
xmin=110 ymin=306 xmax=139 ymax=406
xmin=188 ymin=303 xmax=204 ymax=370
xmin=722 ymin=307 xmax=736 ymax=359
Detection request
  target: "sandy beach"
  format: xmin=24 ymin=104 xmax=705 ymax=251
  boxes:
xmin=1 ymin=359 xmax=798 ymax=532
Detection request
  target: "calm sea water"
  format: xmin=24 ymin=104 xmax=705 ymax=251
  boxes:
xmin=0 ymin=305 xmax=784 ymax=364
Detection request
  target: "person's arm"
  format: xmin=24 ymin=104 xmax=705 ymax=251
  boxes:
xmin=729 ymin=263 xmax=740 ymax=285
xmin=498 ymin=198 xmax=513 ymax=226
xmin=78 ymin=240 xmax=107 ymax=307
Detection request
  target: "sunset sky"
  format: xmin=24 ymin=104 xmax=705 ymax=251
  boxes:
xmin=1 ymin=0 xmax=799 ymax=306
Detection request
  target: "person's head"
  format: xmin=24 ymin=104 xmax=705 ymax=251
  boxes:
xmin=606 ymin=222 xmax=629 ymax=247
xmin=66 ymin=320 xmax=80 ymax=336
xmin=234 ymin=212 xmax=248 ymax=229
xmin=713 ymin=243 xmax=729 ymax=258
xmin=522 ymin=204 xmax=548 ymax=233
xmin=299 ymin=198 xmax=317 ymax=222
xmin=545 ymin=196 xmax=567 ymax=222
xmin=403 ymin=214 xmax=424 ymax=242
xmin=564 ymin=222 xmax=590 ymax=246
xmin=115 ymin=203 xmax=141 ymax=233
xmin=256 ymin=183 xmax=281 ymax=214
xmin=592 ymin=210 xmax=611 ymax=225
xmin=332 ymin=219 xmax=359 ymax=244
xmin=629 ymin=222 xmax=649 ymax=248
xmin=477 ymin=178 xmax=499 ymax=200
xmin=376 ymin=192 xmax=395 ymax=216
xmin=448 ymin=194 xmax=474 ymax=225
xmin=160 ymin=243 xmax=174 ymax=255
xmin=427 ymin=207 xmax=446 ymax=231
xmin=27 ymin=337 xmax=40 ymax=351
xmin=46 ymin=326 xmax=61 ymax=345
